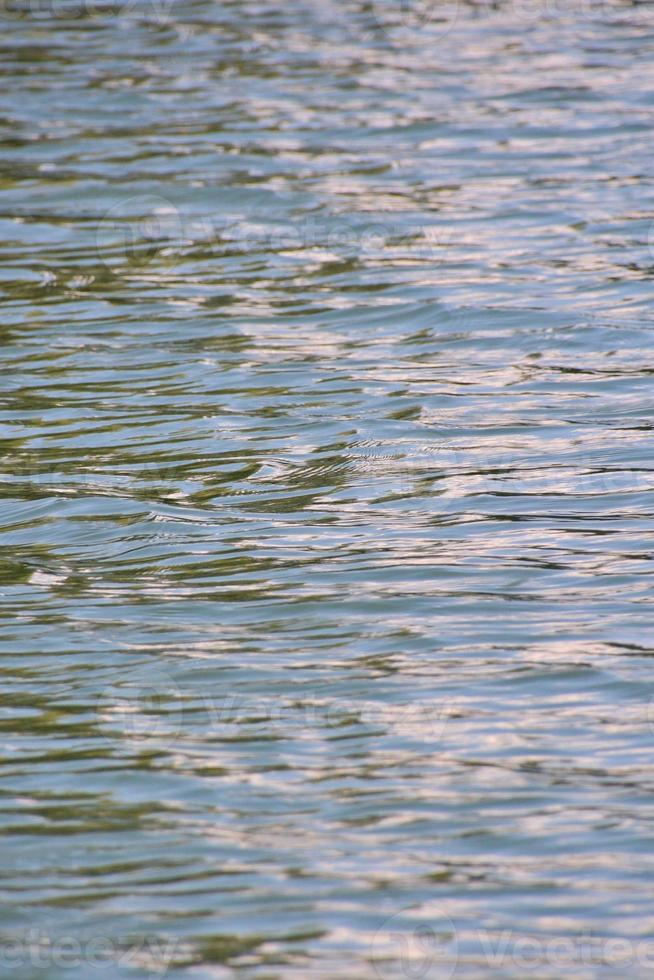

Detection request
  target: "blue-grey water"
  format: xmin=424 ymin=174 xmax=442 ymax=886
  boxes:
xmin=1 ymin=2 xmax=654 ymax=977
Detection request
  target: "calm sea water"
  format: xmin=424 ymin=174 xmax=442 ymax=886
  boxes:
xmin=1 ymin=1 xmax=654 ymax=977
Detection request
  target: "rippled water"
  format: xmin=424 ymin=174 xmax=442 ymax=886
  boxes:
xmin=2 ymin=1 xmax=654 ymax=977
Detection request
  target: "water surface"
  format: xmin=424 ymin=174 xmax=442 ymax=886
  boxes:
xmin=1 ymin=1 xmax=654 ymax=977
